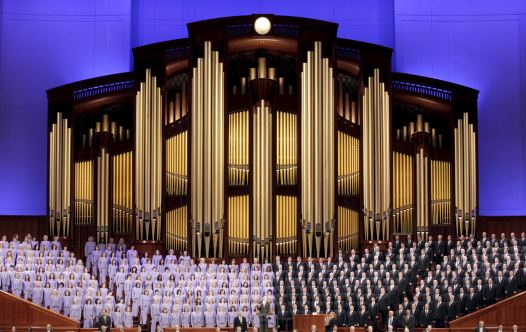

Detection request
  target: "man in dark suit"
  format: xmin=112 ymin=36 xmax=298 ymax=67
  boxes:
xmin=474 ymin=320 xmax=488 ymax=332
xmin=98 ymin=308 xmax=112 ymax=332
xmin=401 ymin=309 xmax=416 ymax=331
xmin=258 ymin=295 xmax=272 ymax=332
xmin=325 ymin=312 xmax=338 ymax=332
xmin=234 ymin=311 xmax=248 ymax=332
xmin=419 ymin=303 xmax=433 ymax=327
xmin=385 ymin=310 xmax=398 ymax=331
xmin=335 ymin=303 xmax=348 ymax=327
xmin=357 ymin=304 xmax=369 ymax=327
xmin=277 ymin=304 xmax=290 ymax=331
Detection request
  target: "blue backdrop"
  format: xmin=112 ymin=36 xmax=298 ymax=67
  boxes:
xmin=0 ymin=0 xmax=524 ymax=216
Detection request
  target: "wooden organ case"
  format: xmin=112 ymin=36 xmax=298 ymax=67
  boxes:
xmin=47 ymin=15 xmax=478 ymax=259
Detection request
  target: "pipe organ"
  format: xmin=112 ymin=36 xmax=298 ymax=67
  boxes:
xmin=228 ymin=195 xmax=249 ymax=256
xmin=48 ymin=15 xmax=478 ymax=257
xmin=393 ymin=152 xmax=414 ymax=234
xmin=112 ymin=151 xmax=133 ymax=235
xmin=166 ymin=132 xmax=188 ymax=195
xmin=454 ymin=112 xmax=477 ymax=236
xmin=166 ymin=205 xmax=188 ymax=252
xmin=301 ymin=41 xmax=335 ymax=257
xmin=337 ymin=131 xmax=360 ymax=196
xmin=74 ymin=161 xmax=94 ymax=226
xmin=362 ymin=68 xmax=391 ymax=241
xmin=191 ymin=41 xmax=225 ymax=257
xmin=432 ymin=160 xmax=451 ymax=225
xmin=49 ymin=112 xmax=72 ymax=238
xmin=276 ymin=111 xmax=297 ymax=186
xmin=135 ymin=69 xmax=163 ymax=241
xmin=253 ymin=100 xmax=273 ymax=259
xmin=228 ymin=111 xmax=249 ymax=186
xmin=337 ymin=206 xmax=359 ymax=252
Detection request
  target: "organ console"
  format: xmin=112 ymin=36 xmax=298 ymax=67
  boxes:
xmin=47 ymin=14 xmax=478 ymax=259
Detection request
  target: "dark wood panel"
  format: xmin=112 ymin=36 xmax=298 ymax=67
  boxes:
xmin=449 ymin=291 xmax=526 ymax=329
xmin=477 ymin=216 xmax=526 ymax=238
xmin=0 ymin=215 xmax=46 ymax=240
xmin=0 ymin=291 xmax=80 ymax=328
xmin=134 ymin=240 xmax=165 ymax=256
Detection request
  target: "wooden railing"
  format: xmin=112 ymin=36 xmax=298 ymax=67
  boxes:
xmin=0 ymin=291 xmax=80 ymax=329
xmin=449 ymin=291 xmax=526 ymax=330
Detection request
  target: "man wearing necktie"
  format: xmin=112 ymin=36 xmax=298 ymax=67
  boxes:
xmin=98 ymin=309 xmax=112 ymax=332
xmin=386 ymin=310 xmax=397 ymax=331
xmin=233 ymin=310 xmax=248 ymax=332
xmin=258 ymin=295 xmax=272 ymax=332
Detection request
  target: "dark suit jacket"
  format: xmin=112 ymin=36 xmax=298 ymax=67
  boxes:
xmin=98 ymin=314 xmax=112 ymax=331
xmin=473 ymin=328 xmax=488 ymax=332
xmin=233 ymin=316 xmax=248 ymax=332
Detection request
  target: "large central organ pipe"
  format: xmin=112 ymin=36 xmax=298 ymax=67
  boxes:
xmin=301 ymin=42 xmax=335 ymax=257
xmin=362 ymin=68 xmax=391 ymax=241
xmin=191 ymin=42 xmax=224 ymax=257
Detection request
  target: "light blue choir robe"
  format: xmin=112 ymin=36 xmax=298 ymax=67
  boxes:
xmin=204 ymin=311 xmax=216 ymax=327
xmin=83 ymin=303 xmax=95 ymax=328
xmin=22 ymin=280 xmax=33 ymax=299
xmin=170 ymin=311 xmax=181 ymax=327
xmin=160 ymin=312 xmax=171 ymax=328
xmin=11 ymin=278 xmax=22 ymax=297
xmin=124 ymin=311 xmax=134 ymax=327
xmin=50 ymin=294 xmax=62 ymax=313
xmin=180 ymin=311 xmax=191 ymax=327
xmin=84 ymin=241 xmax=96 ymax=269
xmin=32 ymin=286 xmax=43 ymax=306
xmin=227 ymin=312 xmax=236 ymax=327
xmin=43 ymin=287 xmax=52 ymax=307
xmin=113 ymin=310 xmax=124 ymax=327
xmin=216 ymin=311 xmax=228 ymax=327
xmin=191 ymin=310 xmax=204 ymax=327
xmin=115 ymin=272 xmax=126 ymax=299
xmin=140 ymin=294 xmax=151 ymax=324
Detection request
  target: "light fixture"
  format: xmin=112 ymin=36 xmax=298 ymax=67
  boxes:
xmin=254 ymin=16 xmax=271 ymax=35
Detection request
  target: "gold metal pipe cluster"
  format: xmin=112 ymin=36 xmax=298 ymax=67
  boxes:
xmin=337 ymin=131 xmax=359 ymax=196
xmin=276 ymin=195 xmax=297 ymax=255
xmin=166 ymin=205 xmax=188 ymax=252
xmin=166 ymin=131 xmax=188 ymax=195
xmin=167 ymin=82 xmax=188 ymax=124
xmin=337 ymin=206 xmax=359 ymax=251
xmin=393 ymin=152 xmax=413 ymax=234
xmin=276 ymin=111 xmax=297 ymax=186
xmin=338 ymin=86 xmax=358 ymax=124
xmin=301 ymin=41 xmax=335 ymax=257
xmin=431 ymin=160 xmax=451 ymax=225
xmin=49 ymin=112 xmax=72 ymax=237
xmin=74 ymin=161 xmax=93 ymax=225
xmin=112 ymin=151 xmax=133 ymax=234
xmin=191 ymin=41 xmax=225 ymax=257
xmin=362 ymin=69 xmax=391 ymax=241
xmin=228 ymin=195 xmax=249 ymax=256
xmin=415 ymin=147 xmax=429 ymax=240
xmin=228 ymin=111 xmax=249 ymax=186
xmin=135 ymin=68 xmax=163 ymax=241
xmin=253 ymin=100 xmax=273 ymax=260
xmin=97 ymin=147 xmax=110 ymax=243
xmin=454 ymin=112 xmax=477 ymax=236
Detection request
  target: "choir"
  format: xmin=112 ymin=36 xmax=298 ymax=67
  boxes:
xmin=0 ymin=231 xmax=525 ymax=330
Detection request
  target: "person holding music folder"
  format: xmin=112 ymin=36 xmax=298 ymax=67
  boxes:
xmin=258 ymin=295 xmax=272 ymax=332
